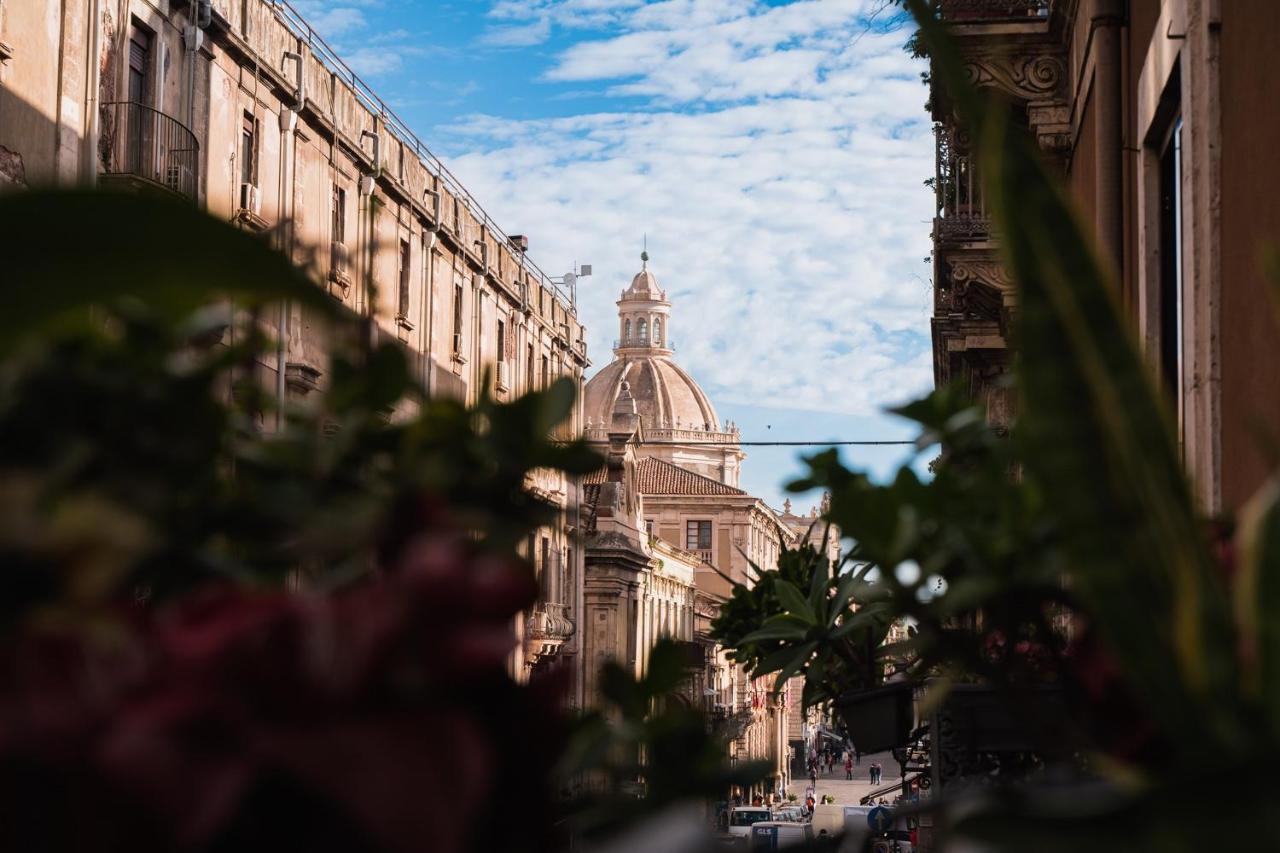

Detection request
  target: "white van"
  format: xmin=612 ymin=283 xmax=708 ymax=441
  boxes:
xmin=811 ymin=803 xmax=873 ymax=845
xmin=749 ymin=821 xmax=814 ymax=851
xmin=727 ymin=807 xmax=773 ymax=843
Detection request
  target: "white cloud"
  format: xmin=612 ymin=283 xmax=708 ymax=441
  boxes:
xmin=442 ymin=0 xmax=933 ymax=417
xmin=480 ymin=17 xmax=554 ymax=47
xmin=344 ymin=46 xmax=404 ymax=76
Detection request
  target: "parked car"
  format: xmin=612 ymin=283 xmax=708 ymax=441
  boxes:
xmin=771 ymin=805 xmax=806 ymax=823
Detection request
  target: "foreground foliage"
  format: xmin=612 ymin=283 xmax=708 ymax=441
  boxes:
xmin=711 ymin=2 xmax=1280 ymax=850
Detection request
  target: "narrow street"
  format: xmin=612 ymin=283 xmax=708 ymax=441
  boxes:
xmin=799 ymin=751 xmax=903 ymax=807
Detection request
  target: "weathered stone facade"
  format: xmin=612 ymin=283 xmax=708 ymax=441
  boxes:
xmin=0 ymin=0 xmax=590 ymax=699
xmin=928 ymin=0 xmax=1280 ymax=512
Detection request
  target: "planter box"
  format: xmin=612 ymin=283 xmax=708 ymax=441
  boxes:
xmin=937 ymin=684 xmax=1067 ymax=754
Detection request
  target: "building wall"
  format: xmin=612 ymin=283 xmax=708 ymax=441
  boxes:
xmin=1218 ymin=0 xmax=1280 ymax=508
xmin=0 ymin=0 xmax=591 ymax=694
xmin=931 ymin=0 xmax=1280 ymax=515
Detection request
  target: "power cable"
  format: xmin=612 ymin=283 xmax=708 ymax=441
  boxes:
xmin=633 ymin=440 xmax=916 ymax=447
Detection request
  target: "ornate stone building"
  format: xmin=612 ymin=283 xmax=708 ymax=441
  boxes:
xmin=0 ymin=0 xmax=591 ymax=699
xmin=583 ymin=257 xmax=798 ymax=798
xmin=928 ymin=0 xmax=1280 ymax=513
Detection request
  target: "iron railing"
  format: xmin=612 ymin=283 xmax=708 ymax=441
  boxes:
xmin=613 ymin=337 xmax=675 ymax=350
xmin=936 ymin=0 xmax=1051 ymax=22
xmin=99 ymin=101 xmax=199 ymax=199
xmin=933 ymin=122 xmax=989 ymax=243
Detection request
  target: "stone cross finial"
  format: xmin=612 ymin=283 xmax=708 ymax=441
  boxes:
xmin=783 ymin=499 xmax=792 ymax=515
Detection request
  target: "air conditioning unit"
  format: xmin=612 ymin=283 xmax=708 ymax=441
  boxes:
xmin=496 ymin=361 xmax=510 ymax=390
xmin=238 ymin=182 xmax=261 ymax=217
xmin=330 ymin=241 xmax=349 ymax=277
xmin=165 ymin=164 xmax=193 ymax=195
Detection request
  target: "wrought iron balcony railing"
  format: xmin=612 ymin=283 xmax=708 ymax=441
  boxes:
xmin=934 ymin=123 xmax=990 ymax=244
xmin=936 ymin=0 xmax=1051 ymax=23
xmin=99 ymin=101 xmax=200 ymax=200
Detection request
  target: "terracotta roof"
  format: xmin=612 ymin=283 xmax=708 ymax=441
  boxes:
xmin=583 ymin=457 xmax=746 ymax=497
xmin=634 ymin=457 xmax=746 ymax=496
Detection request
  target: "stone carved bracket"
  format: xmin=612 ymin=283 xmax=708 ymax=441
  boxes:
xmin=963 ymin=52 xmax=1066 ymax=102
xmin=938 ymin=256 xmax=1014 ymax=320
xmin=961 ymin=52 xmax=1070 ymax=154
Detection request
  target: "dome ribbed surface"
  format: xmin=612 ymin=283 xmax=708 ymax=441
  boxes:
xmin=584 ymin=356 xmax=720 ymax=433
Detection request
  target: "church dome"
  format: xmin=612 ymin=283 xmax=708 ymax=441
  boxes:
xmin=585 ymin=356 xmax=720 ymax=434
xmin=584 ymin=251 xmax=743 ymax=486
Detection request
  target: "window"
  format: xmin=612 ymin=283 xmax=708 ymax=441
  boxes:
xmin=397 ymin=239 xmax=411 ymax=319
xmin=654 ymin=318 xmax=662 ymax=344
xmin=240 ymin=112 xmax=258 ymax=186
xmin=540 ymin=536 xmax=551 ymax=598
xmin=645 ymin=519 xmax=654 ymax=537
xmin=686 ymin=520 xmax=712 ymax=551
xmin=638 ymin=318 xmax=648 ymax=343
xmin=527 ymin=343 xmax=535 ymax=391
xmin=539 ymin=288 xmax=545 ymax=316
xmin=128 ymin=25 xmax=151 ymax=105
xmin=496 ymin=319 xmax=506 ymax=365
xmin=452 ymin=281 xmax=464 ymax=354
xmin=541 ymin=354 xmax=549 ymax=388
xmin=331 ymin=185 xmax=346 ymax=245
xmin=624 ymin=319 xmax=631 ymax=342
xmin=1158 ymin=115 xmax=1185 ymax=433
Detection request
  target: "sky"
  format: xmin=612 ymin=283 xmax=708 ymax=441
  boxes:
xmin=292 ymin=0 xmax=936 ymax=509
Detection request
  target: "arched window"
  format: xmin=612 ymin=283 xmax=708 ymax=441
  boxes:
xmin=638 ymin=318 xmax=648 ymax=342
xmin=624 ymin=318 xmax=631 ymax=342
xmin=653 ymin=318 xmax=663 ymax=344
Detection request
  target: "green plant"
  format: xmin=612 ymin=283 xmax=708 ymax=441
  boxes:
xmin=558 ymin=638 xmax=769 ymax=840
xmin=0 ymin=189 xmax=605 ymax=853
xmin=711 ymin=3 xmax=1280 ymax=849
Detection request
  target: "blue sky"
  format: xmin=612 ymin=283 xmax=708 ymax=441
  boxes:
xmin=293 ymin=0 xmax=936 ymax=508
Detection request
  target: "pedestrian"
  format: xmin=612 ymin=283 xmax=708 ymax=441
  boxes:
xmin=845 ymin=755 xmax=853 ymax=780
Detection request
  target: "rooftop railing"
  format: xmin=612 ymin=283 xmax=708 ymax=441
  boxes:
xmin=98 ymin=101 xmax=199 ymax=200
xmin=936 ymin=0 xmax=1052 ymax=22
xmin=270 ymin=0 xmax=576 ymax=315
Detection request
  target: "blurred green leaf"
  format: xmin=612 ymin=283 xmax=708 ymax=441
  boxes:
xmin=1236 ymin=477 xmax=1280 ymax=737
xmin=0 ymin=190 xmax=336 ymax=348
xmin=773 ymin=579 xmax=815 ymax=623
xmin=907 ymin=0 xmax=1240 ymax=756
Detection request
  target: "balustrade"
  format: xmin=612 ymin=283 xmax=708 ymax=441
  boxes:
xmin=936 ymin=0 xmax=1051 ymax=22
xmin=934 ymin=122 xmax=989 ymax=243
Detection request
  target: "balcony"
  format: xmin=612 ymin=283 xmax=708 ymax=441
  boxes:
xmin=933 ymin=123 xmax=989 ymax=245
xmin=936 ymin=0 xmax=1051 ymax=22
xmin=525 ymin=601 xmax=574 ymax=664
xmin=98 ymin=102 xmax=199 ymax=200
xmin=614 ymin=337 xmax=675 ymax=351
